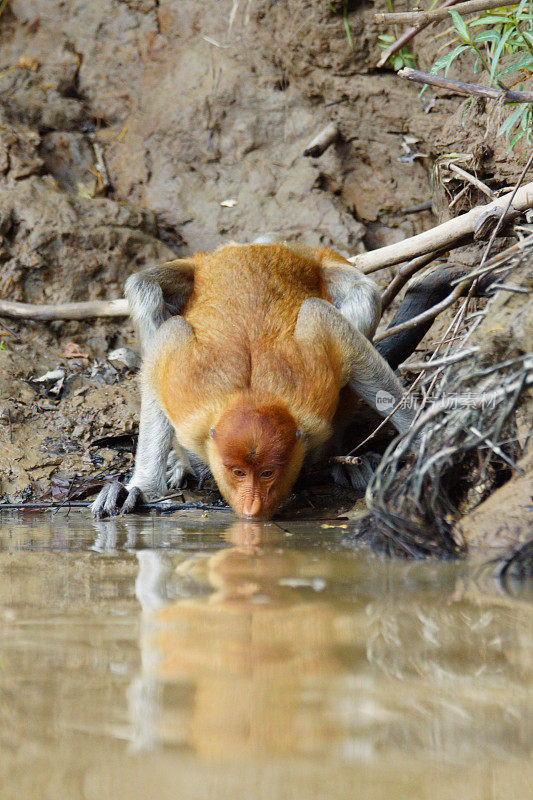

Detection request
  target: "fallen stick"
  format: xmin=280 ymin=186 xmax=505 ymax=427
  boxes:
xmin=376 ymin=0 xmax=459 ymax=69
xmin=397 ymin=67 xmax=533 ymax=103
xmin=303 ymin=122 xmax=338 ymax=157
xmin=448 ymin=163 xmax=495 ymax=198
xmin=376 ymin=233 xmax=532 ymax=342
xmin=349 ymin=180 xmax=533 ymax=274
xmin=375 ymin=0 xmax=512 ymax=26
xmin=3 ymin=184 xmax=532 ymax=322
xmin=0 ymin=298 xmax=129 ymax=321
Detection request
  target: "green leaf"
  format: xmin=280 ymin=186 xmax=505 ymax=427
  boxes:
xmin=430 ymin=51 xmax=455 ymax=75
xmin=498 ymin=104 xmax=527 ymax=138
xmin=449 ymin=10 xmax=471 ymax=41
xmin=469 ymin=15 xmax=510 ymax=25
xmin=498 ymin=53 xmax=533 ymax=78
xmin=431 ymin=44 xmax=470 ymax=75
xmin=490 ymin=26 xmax=513 ymax=84
xmin=473 ymin=30 xmax=500 ymax=44
xmin=445 ymin=44 xmax=470 ymax=76
xmin=520 ymin=107 xmax=532 ymax=130
xmin=506 ymin=130 xmax=525 ymax=153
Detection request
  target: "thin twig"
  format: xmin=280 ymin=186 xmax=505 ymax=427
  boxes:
xmin=376 ymin=0 xmax=460 ymax=69
xmin=469 ymin=426 xmax=525 ymax=475
xmin=374 ymin=281 xmax=469 ymax=343
xmin=380 ymin=249 xmax=449 ymax=311
xmin=399 ymin=347 xmax=479 ymax=372
xmin=375 ymin=0 xmax=518 ymax=26
xmin=397 ymin=67 xmax=533 ymax=103
xmin=490 ymin=282 xmax=530 ymax=294
xmin=448 ymin=163 xmax=495 ymax=198
xmin=450 ymin=236 xmax=533 ymax=284
xmin=448 ymin=184 xmax=469 ymax=210
xmin=401 ymin=200 xmax=433 ymax=214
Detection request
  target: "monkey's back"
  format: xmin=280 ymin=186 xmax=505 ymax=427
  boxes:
xmin=185 ymin=243 xmax=327 ymax=339
xmin=156 ymin=243 xmax=345 ymax=452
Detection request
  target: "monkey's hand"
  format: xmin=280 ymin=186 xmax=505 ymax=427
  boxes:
xmin=330 ymin=453 xmax=382 ymax=492
xmin=91 ymin=482 xmax=144 ymax=519
xmin=166 ymin=448 xmax=193 ymax=489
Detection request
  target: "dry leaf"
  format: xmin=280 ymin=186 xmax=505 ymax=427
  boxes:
xmin=62 ymin=341 xmax=90 ymax=359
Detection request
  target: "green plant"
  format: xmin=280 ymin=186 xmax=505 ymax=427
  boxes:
xmin=0 ymin=341 xmax=7 ymax=351
xmin=378 ymin=33 xmax=417 ymax=70
xmin=430 ymin=2 xmax=533 ymax=148
xmin=328 ymin=1 xmax=354 ymax=47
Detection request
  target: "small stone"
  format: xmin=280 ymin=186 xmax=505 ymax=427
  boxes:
xmin=107 ymin=347 xmax=141 ymax=372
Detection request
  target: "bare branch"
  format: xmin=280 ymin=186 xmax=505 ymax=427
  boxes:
xmin=376 ymin=0 xmax=460 ymax=69
xmin=374 ymin=281 xmax=468 ymax=343
xmin=0 ymin=298 xmax=129 ymax=321
xmin=380 ymin=250 xmax=450 ymax=311
xmin=375 ymin=0 xmax=513 ymax=26
xmin=399 ymin=347 xmax=479 ymax=372
xmin=448 ymin=163 xmax=495 ymax=198
xmin=348 ymin=180 xmax=533 ymax=274
xmin=397 ymin=67 xmax=533 ymax=103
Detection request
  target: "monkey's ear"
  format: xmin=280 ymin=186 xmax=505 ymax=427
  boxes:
xmin=209 ymin=428 xmax=215 ymax=438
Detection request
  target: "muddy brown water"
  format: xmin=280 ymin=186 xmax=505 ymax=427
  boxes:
xmin=0 ymin=510 xmax=531 ymax=800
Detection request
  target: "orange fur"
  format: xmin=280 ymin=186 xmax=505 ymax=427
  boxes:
xmin=152 ymin=243 xmax=347 ymax=518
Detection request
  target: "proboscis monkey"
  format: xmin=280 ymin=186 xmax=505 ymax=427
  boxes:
xmin=92 ymin=241 xmax=419 ymax=520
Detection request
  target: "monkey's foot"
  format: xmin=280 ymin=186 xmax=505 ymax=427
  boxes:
xmin=91 ymin=482 xmax=144 ymax=518
xmin=330 ymin=452 xmax=382 ymax=492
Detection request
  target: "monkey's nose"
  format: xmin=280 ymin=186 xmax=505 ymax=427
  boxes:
xmin=242 ymin=494 xmax=262 ymax=518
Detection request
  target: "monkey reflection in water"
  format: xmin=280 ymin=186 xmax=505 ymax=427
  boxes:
xmin=126 ymin=519 xmax=344 ymax=758
xmin=92 ymin=517 xmax=532 ymax=762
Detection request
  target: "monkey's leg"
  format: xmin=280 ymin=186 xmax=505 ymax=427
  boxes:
xmin=92 ymin=314 xmax=195 ymax=518
xmin=125 ymin=259 xmax=195 ymax=354
xmin=320 ymin=256 xmax=382 ymax=340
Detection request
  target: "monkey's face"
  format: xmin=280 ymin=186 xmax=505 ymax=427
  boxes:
xmin=208 ymin=399 xmax=304 ymax=520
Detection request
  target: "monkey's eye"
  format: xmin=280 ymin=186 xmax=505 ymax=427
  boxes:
xmin=232 ymin=468 xmax=246 ymax=478
xmin=259 ymin=469 xmax=274 ymax=479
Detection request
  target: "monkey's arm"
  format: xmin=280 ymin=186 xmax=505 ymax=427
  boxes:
xmin=295 ymin=298 xmax=416 ymax=436
xmin=92 ymin=316 xmax=195 ymax=518
xmin=91 ymin=384 xmax=175 ymax=518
